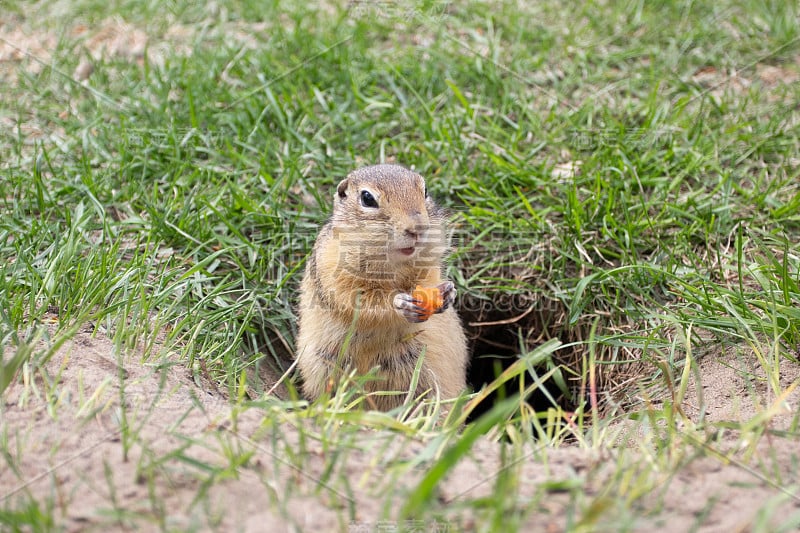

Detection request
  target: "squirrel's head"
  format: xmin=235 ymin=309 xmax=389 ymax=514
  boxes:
xmin=331 ymin=164 xmax=448 ymax=271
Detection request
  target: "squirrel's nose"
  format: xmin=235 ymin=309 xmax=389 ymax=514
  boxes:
xmin=403 ymin=211 xmax=428 ymax=238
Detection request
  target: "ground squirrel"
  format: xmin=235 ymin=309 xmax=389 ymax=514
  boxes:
xmin=295 ymin=164 xmax=468 ymax=410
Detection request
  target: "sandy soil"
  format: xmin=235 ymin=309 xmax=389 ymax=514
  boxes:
xmin=2 ymin=326 xmax=799 ymax=532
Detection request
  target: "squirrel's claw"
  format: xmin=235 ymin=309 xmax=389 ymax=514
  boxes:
xmin=393 ymin=293 xmax=429 ymax=323
xmin=435 ymin=281 xmax=456 ymax=313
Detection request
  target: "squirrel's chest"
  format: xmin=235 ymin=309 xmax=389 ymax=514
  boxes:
xmin=347 ymin=324 xmax=422 ymax=350
xmin=344 ymin=325 xmax=424 ymax=370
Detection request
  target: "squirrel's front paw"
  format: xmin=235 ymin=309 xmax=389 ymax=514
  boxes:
xmin=394 ymin=282 xmax=457 ymax=323
xmin=393 ymin=293 xmax=429 ymax=323
xmin=435 ymin=281 xmax=456 ymax=313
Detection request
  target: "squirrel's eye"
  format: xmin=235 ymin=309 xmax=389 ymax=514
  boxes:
xmin=360 ymin=190 xmax=378 ymax=208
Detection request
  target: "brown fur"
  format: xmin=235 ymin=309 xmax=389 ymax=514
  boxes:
xmin=295 ymin=164 xmax=468 ymax=410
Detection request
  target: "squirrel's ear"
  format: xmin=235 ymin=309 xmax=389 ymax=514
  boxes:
xmin=336 ymin=178 xmax=349 ymax=199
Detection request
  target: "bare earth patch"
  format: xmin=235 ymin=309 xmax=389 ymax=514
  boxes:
xmin=2 ymin=327 xmax=799 ymax=531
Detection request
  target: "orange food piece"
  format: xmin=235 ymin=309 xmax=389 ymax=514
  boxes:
xmin=412 ymin=285 xmax=443 ymax=320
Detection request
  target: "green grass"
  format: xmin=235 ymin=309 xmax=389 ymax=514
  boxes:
xmin=2 ymin=0 xmax=800 ymax=530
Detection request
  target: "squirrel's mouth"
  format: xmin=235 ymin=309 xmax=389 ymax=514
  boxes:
xmin=397 ymin=246 xmax=416 ymax=256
